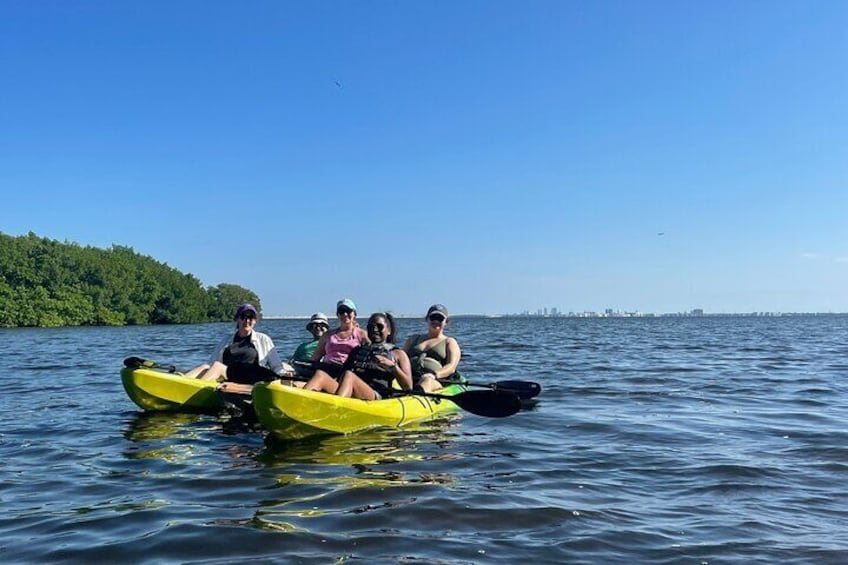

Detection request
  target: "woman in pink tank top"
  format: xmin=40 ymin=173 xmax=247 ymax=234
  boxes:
xmin=307 ymin=298 xmax=369 ymax=385
xmin=323 ymin=326 xmax=363 ymax=365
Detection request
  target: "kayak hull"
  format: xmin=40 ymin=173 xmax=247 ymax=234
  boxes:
xmin=251 ymin=381 xmax=466 ymax=440
xmin=120 ymin=366 xmax=223 ymax=412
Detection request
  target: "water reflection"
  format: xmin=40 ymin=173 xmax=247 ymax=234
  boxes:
xmin=120 ymin=408 xmax=470 ymax=536
xmin=121 ymin=408 xmax=464 ymax=475
xmin=258 ymin=418 xmax=462 ymax=466
xmin=123 ymin=411 xmax=209 ymax=442
xmin=122 ymin=411 xmax=222 ymax=463
xmin=248 ymin=420 xmax=464 ymax=533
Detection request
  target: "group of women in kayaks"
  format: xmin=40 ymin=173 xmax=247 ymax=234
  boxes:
xmin=122 ymin=301 xmax=535 ymax=436
xmin=186 ymin=299 xmax=461 ymax=402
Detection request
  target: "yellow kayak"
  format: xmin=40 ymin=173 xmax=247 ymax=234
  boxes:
xmin=251 ymin=381 xmax=467 ymax=440
xmin=120 ymin=366 xmax=223 ymax=412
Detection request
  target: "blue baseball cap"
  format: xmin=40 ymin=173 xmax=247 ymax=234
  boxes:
xmin=235 ymin=303 xmax=258 ymax=319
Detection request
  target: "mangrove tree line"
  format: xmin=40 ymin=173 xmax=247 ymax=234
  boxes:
xmin=0 ymin=232 xmax=261 ymax=327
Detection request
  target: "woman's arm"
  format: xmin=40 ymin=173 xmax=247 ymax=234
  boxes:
xmin=372 ymin=349 xmax=412 ymax=390
xmin=265 ymin=346 xmax=285 ymax=375
xmin=210 ymin=334 xmax=231 ymax=364
xmin=435 ymin=337 xmax=461 ymax=379
xmin=391 ymin=349 xmax=413 ymax=390
xmin=312 ymin=332 xmax=329 ymax=361
xmin=257 ymin=333 xmax=285 ymax=375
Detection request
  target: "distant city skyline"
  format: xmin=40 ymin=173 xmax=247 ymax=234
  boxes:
xmin=504 ymin=307 xmax=846 ymax=318
xmin=269 ymin=307 xmax=847 ymax=319
xmin=504 ymin=307 xmax=848 ymax=318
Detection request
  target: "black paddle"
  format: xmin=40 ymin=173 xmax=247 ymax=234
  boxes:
xmin=439 ymin=376 xmax=541 ymax=400
xmin=396 ymin=388 xmax=522 ymax=418
xmin=294 ymin=361 xmax=541 ymax=397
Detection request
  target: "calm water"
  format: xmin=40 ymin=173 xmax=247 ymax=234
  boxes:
xmin=2 ymin=316 xmax=847 ymax=563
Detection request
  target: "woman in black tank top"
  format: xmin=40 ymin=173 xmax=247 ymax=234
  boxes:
xmin=183 ymin=303 xmax=293 ymax=391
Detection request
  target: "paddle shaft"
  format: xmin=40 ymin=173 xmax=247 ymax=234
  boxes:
xmin=440 ymin=378 xmax=541 ymax=400
xmin=295 ymin=361 xmax=539 ymax=398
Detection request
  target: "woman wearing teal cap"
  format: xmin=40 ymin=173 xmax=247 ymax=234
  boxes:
xmin=306 ymin=298 xmax=370 ymax=387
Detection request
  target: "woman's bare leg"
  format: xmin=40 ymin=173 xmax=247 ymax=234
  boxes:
xmin=304 ymin=369 xmax=339 ymax=393
xmin=197 ymin=361 xmax=228 ymax=381
xmin=418 ymin=375 xmax=443 ymax=392
xmin=184 ymin=363 xmax=211 ymax=379
xmin=336 ymin=371 xmax=378 ymax=400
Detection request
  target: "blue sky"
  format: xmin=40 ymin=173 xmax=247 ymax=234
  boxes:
xmin=2 ymin=1 xmax=847 ymax=316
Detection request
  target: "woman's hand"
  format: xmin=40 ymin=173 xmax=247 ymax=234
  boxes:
xmin=217 ymin=382 xmax=253 ymax=395
xmin=372 ymin=354 xmax=396 ymax=370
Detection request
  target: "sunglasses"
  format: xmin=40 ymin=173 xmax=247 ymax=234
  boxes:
xmin=367 ymin=322 xmax=386 ymax=331
xmin=239 ymin=314 xmax=256 ymax=321
xmin=428 ymin=314 xmax=446 ymax=323
xmin=337 ymin=308 xmax=354 ymax=316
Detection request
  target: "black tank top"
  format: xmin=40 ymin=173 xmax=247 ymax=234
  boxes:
xmin=223 ymin=332 xmax=259 ymax=366
xmin=222 ymin=333 xmax=263 ymax=384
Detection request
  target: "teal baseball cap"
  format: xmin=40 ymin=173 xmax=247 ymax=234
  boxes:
xmin=336 ymin=298 xmax=357 ymax=312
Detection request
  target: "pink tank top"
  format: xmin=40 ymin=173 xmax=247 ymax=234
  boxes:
xmin=323 ymin=328 xmax=363 ymax=365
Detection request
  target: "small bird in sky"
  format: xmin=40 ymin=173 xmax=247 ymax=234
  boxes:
xmin=657 ymin=232 xmax=665 ymax=236
xmin=334 ymin=81 xmax=342 ymax=88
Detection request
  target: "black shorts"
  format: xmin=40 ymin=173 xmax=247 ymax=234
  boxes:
xmin=318 ymin=363 xmax=345 ymax=380
xmin=226 ymin=364 xmax=268 ymax=385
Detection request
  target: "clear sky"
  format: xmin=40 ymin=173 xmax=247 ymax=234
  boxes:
xmin=2 ymin=1 xmax=847 ymax=316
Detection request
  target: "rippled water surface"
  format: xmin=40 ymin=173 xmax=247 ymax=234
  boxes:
xmin=2 ymin=316 xmax=848 ymax=563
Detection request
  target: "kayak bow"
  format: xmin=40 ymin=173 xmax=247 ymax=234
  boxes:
xmin=121 ymin=365 xmax=223 ymax=412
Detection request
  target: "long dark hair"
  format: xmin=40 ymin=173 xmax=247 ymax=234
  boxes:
xmin=368 ymin=312 xmax=396 ymax=343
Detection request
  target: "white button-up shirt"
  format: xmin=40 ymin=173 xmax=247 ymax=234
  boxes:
xmin=210 ymin=330 xmax=284 ymax=375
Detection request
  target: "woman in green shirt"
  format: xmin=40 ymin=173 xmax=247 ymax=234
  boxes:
xmin=291 ymin=312 xmax=330 ymax=375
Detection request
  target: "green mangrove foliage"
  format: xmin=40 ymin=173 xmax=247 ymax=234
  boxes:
xmin=0 ymin=232 xmax=261 ymax=327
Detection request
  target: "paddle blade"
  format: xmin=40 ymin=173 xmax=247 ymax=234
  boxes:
xmin=123 ymin=357 xmax=176 ymax=373
xmin=123 ymin=356 xmax=147 ymax=368
xmin=448 ymin=389 xmax=522 ymax=418
xmin=493 ymin=380 xmax=542 ymax=400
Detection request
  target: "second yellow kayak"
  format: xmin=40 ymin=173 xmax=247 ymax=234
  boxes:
xmin=251 ymin=381 xmax=466 ymax=440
